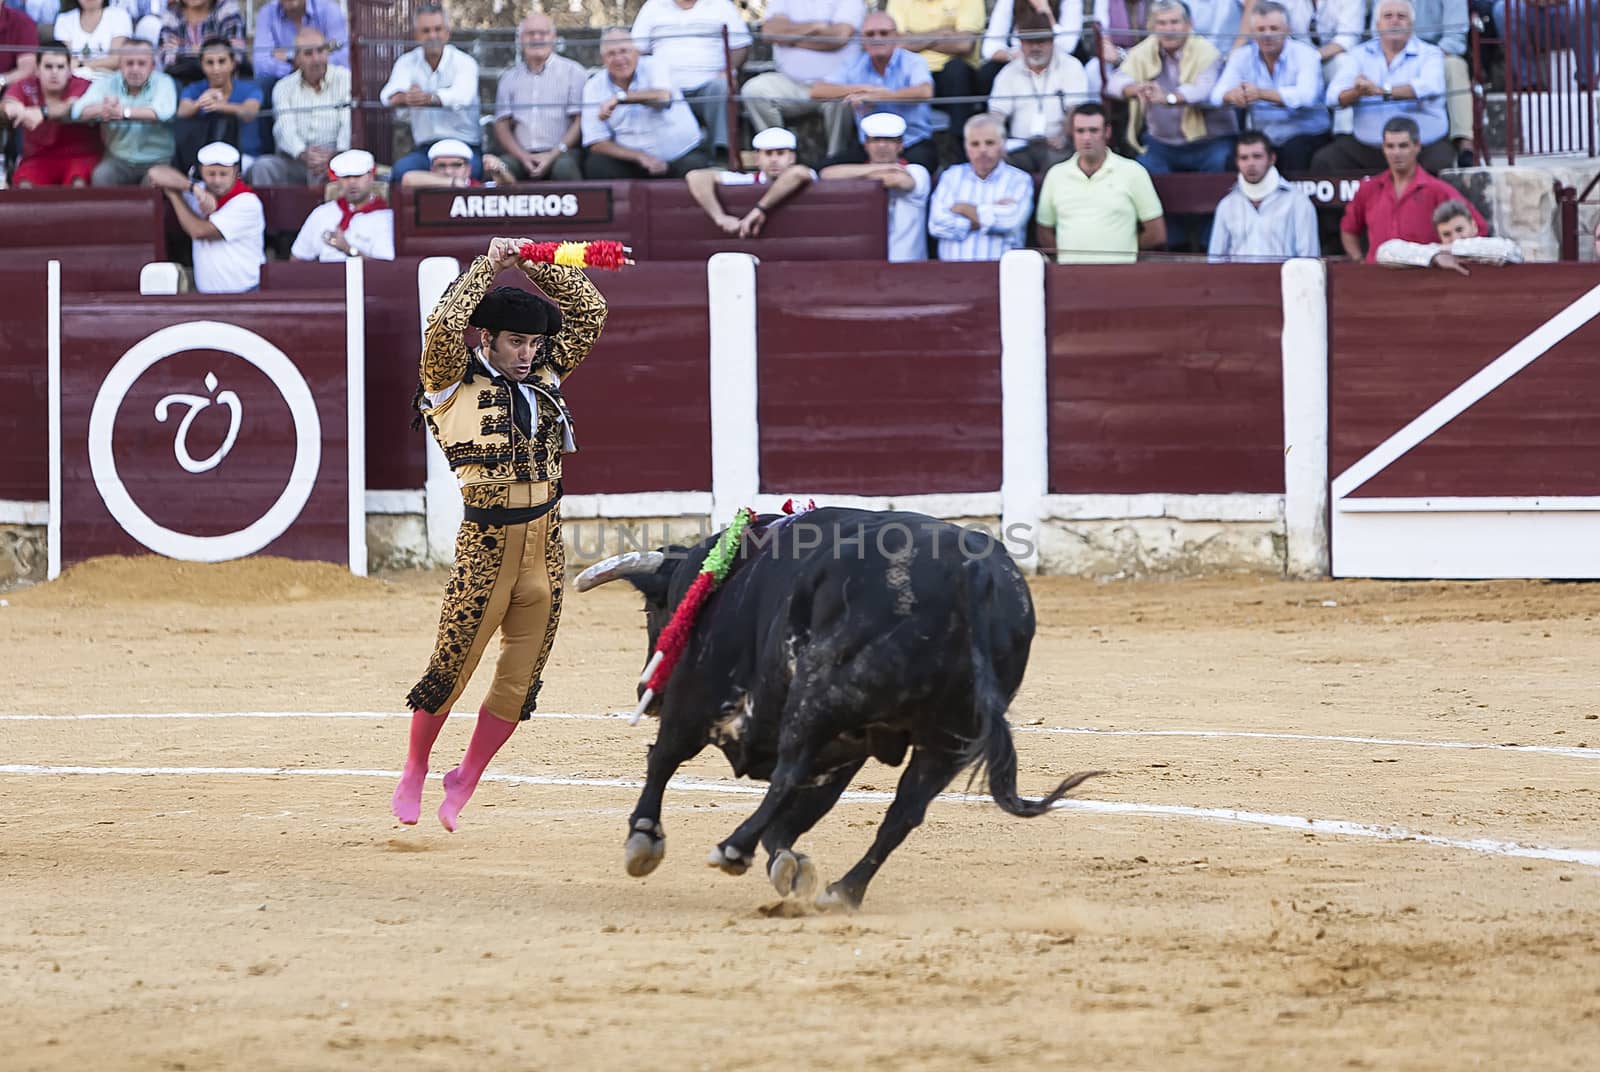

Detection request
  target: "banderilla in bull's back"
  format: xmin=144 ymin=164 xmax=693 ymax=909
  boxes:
xmin=576 ymin=506 xmax=1103 ymax=912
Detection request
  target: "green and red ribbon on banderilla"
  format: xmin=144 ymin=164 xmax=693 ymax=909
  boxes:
xmin=628 ymin=498 xmax=816 ymax=725
xmin=630 ymin=506 xmax=752 ymax=723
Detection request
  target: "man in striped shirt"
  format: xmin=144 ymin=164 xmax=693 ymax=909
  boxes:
xmin=927 ymin=112 xmax=1035 ymax=261
xmin=247 ymin=27 xmax=350 ymax=186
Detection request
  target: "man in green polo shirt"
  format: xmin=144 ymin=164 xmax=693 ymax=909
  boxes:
xmin=1034 ymin=102 xmax=1167 ymax=264
xmin=71 ymin=39 xmax=178 ymax=187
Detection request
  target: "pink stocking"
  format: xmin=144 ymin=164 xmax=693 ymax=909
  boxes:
xmin=390 ymin=709 xmax=448 ymax=825
xmin=438 ymin=707 xmax=518 ymax=832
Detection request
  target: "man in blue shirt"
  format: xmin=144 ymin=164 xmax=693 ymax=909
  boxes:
xmin=1311 ymin=0 xmax=1454 ymax=173
xmin=253 ymin=0 xmax=349 ymax=84
xmin=1211 ymin=1 xmax=1329 ymax=172
xmin=928 ymin=112 xmax=1034 ymax=260
xmin=1207 ymin=131 xmax=1320 ymax=261
xmin=809 ymin=10 xmax=939 ymax=172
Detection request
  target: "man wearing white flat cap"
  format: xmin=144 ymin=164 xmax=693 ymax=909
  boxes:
xmin=145 ymin=141 xmax=265 ymax=293
xmin=819 ymin=111 xmax=930 ymax=262
xmin=684 ymin=126 xmax=816 ymax=237
xmin=291 ymin=148 xmax=395 ymax=261
xmin=400 ymin=137 xmax=515 ymax=189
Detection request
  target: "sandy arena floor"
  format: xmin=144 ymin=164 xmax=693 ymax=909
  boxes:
xmin=2 ymin=556 xmax=1598 ymax=1071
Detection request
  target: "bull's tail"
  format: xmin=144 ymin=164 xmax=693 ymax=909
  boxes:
xmin=959 ymin=558 xmax=1101 ymax=818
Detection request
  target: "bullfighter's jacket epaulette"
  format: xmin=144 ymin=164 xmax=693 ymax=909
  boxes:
xmin=417 ymin=255 xmax=608 ymax=489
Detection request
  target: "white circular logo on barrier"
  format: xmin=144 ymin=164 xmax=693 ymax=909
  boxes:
xmin=88 ymin=321 xmax=322 ymax=563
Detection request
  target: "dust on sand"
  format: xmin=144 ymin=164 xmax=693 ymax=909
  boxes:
xmin=3 ymin=555 xmax=1598 ymax=1070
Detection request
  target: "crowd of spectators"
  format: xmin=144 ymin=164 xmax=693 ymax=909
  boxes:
xmin=0 ymin=0 xmax=1567 ymax=286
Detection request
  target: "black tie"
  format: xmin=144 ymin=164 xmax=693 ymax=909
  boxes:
xmin=503 ymin=379 xmax=533 ymax=440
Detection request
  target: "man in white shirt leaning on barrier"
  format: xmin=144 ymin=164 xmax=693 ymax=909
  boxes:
xmin=1376 ymin=198 xmax=1523 ymax=273
xmin=818 ymin=110 xmax=931 ymax=262
xmin=685 ymin=125 xmax=816 ymax=236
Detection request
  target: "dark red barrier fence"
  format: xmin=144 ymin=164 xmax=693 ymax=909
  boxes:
xmin=1329 ymin=264 xmax=1600 ymax=497
xmin=1046 ymin=262 xmax=1286 ymax=495
xmin=756 ymin=261 xmax=1001 ymax=495
xmin=0 ymin=189 xmax=166 ymax=290
xmin=261 ymin=259 xmax=429 ymax=491
xmin=392 ymin=180 xmax=888 ymax=264
xmin=56 ymin=290 xmax=355 ymax=567
xmin=0 ymin=271 xmax=49 ymax=501
xmin=452 ymin=263 xmax=715 ymax=496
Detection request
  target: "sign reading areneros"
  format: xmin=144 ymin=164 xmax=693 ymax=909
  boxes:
xmin=413 ymin=186 xmax=614 ymax=227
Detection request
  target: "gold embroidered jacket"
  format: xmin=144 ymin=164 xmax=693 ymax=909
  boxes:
xmin=418 ymin=255 xmax=607 ymax=488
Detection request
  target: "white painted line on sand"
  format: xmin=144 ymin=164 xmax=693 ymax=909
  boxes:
xmin=1029 ymin=726 xmax=1600 ymax=761
xmin=4 ymin=711 xmax=1594 ymax=763
xmin=1 ymin=763 xmax=1595 ymax=870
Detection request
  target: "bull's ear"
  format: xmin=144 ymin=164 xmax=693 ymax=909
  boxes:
xmin=624 ymin=546 xmax=684 ymax=610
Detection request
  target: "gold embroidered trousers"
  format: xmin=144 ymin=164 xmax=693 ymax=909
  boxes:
xmin=406 ymin=480 xmax=565 ymax=722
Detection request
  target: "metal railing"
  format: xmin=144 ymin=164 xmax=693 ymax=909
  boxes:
xmin=1493 ymin=0 xmax=1598 ymax=163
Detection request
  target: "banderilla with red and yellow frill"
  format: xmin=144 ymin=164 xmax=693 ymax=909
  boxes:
xmin=517 ymin=240 xmax=634 ymax=270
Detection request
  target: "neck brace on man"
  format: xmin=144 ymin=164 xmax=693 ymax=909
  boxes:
xmin=1238 ymin=166 xmax=1282 ymax=202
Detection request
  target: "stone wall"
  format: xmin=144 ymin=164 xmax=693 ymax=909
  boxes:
xmin=0 ymin=510 xmax=1293 ymax=587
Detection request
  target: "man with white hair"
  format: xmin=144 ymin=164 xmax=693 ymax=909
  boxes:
xmin=145 ymin=141 xmax=265 ymax=292
xmin=1106 ymin=0 xmax=1237 ymax=175
xmin=818 ymin=110 xmax=931 ymax=262
xmin=1313 ymin=0 xmax=1454 ymax=174
xmin=492 ymin=12 xmax=586 ymax=182
xmin=381 ymin=3 xmax=483 ymax=185
xmin=401 ymin=137 xmax=515 ymax=188
xmin=70 ymin=38 xmax=176 ymax=186
xmin=1378 ymin=0 xmax=1473 ymax=166
xmin=928 ymin=112 xmax=1034 ymax=261
xmin=1211 ymin=0 xmax=1330 ymax=172
xmin=580 ymin=27 xmax=711 ymax=179
xmin=290 ymin=148 xmax=394 ymax=261
xmin=684 ymin=126 xmax=816 ymax=236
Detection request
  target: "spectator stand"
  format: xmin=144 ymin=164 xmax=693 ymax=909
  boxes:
xmin=1489 ymin=0 xmax=1598 ymax=162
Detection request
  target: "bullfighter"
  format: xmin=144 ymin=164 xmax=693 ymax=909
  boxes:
xmin=393 ymin=235 xmax=609 ymax=831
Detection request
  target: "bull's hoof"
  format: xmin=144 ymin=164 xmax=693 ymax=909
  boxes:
xmin=624 ymin=818 xmax=665 ymax=878
xmin=815 ymin=881 xmax=861 ymax=914
xmin=767 ymin=849 xmax=819 ymax=900
xmin=706 ymin=843 xmax=752 ymax=876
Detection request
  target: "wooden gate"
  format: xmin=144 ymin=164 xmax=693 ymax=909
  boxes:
xmin=1329 ymin=265 xmax=1600 ymax=578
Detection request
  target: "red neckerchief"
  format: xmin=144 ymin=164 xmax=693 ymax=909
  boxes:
xmin=336 ymin=194 xmax=389 ymax=232
xmin=213 ymin=179 xmax=255 ymax=210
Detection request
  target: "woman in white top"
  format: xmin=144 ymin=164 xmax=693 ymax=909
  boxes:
xmin=54 ymin=0 xmax=135 ymax=81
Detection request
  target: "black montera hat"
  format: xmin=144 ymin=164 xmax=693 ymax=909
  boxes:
xmin=469 ymin=286 xmax=563 ymax=336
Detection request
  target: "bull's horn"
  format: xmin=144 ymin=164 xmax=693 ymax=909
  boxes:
xmin=574 ymin=550 xmax=666 ymax=592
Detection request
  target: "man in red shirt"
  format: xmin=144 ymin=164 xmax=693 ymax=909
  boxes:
xmin=1340 ymin=115 xmax=1486 ymax=263
xmin=1 ymin=42 xmax=102 ymax=187
xmin=0 ymin=4 xmax=38 ymax=87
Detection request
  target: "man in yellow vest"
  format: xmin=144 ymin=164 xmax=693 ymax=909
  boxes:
xmin=395 ymin=236 xmax=609 ymax=832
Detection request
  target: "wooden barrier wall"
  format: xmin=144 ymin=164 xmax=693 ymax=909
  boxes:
xmin=756 ymin=262 xmax=1001 ymax=495
xmin=0 ymin=270 xmax=50 ymax=502
xmin=1045 ymin=263 xmax=1287 ymax=495
xmin=392 ymin=180 xmax=888 ymax=264
xmin=1329 ymin=264 xmax=1600 ymax=498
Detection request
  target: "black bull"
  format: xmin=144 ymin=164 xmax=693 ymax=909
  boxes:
xmin=576 ymin=508 xmax=1099 ymax=911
